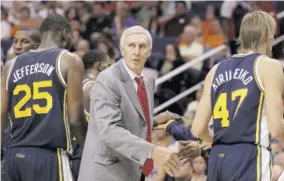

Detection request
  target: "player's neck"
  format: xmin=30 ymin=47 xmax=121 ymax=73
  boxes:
xmin=38 ymin=33 xmax=60 ymax=50
xmin=85 ymin=69 xmax=99 ymax=81
xmin=240 ymin=46 xmax=267 ymax=55
xmin=38 ymin=41 xmax=59 ymax=50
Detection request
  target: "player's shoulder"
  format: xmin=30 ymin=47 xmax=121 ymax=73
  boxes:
xmin=207 ymin=63 xmax=220 ymax=80
xmin=3 ymin=57 xmax=17 ymax=78
xmin=60 ymin=51 xmax=83 ymax=69
xmin=61 ymin=50 xmax=81 ymax=62
xmin=258 ymin=56 xmax=283 ymax=70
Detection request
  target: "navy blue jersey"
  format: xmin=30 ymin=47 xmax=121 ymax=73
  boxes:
xmin=7 ymin=48 xmax=72 ymax=153
xmin=211 ymin=53 xmax=270 ymax=148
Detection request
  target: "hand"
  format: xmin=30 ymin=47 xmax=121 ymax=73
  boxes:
xmin=177 ymin=141 xmax=210 ymax=163
xmin=154 ymin=111 xmax=182 ymax=125
xmin=151 ymin=146 xmax=181 ymax=177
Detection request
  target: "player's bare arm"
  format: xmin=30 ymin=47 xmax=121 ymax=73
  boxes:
xmin=83 ymin=82 xmax=92 ymax=114
xmin=191 ymin=65 xmax=217 ymax=143
xmin=61 ymin=52 xmax=87 ymax=147
xmin=1 ymin=60 xmax=14 ymax=144
xmin=259 ymin=56 xmax=284 ymax=141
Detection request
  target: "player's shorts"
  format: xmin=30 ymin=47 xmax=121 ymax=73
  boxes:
xmin=207 ymin=143 xmax=272 ymax=181
xmin=2 ymin=147 xmax=73 ymax=181
xmin=71 ymin=158 xmax=81 ymax=181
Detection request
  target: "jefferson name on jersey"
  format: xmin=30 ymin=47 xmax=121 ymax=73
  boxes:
xmin=12 ymin=63 xmax=55 ymax=83
xmin=212 ymin=68 xmax=253 ymax=91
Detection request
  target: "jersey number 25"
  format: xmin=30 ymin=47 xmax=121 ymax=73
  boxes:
xmin=13 ymin=80 xmax=53 ymax=118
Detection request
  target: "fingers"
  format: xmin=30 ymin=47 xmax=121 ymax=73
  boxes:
xmin=178 ymin=140 xmax=192 ymax=146
xmin=177 ymin=143 xmax=201 ymax=161
xmin=171 ymin=153 xmax=181 ymax=168
xmin=163 ymin=165 xmax=174 ymax=177
xmin=164 ymin=154 xmax=181 ymax=177
xmin=153 ymin=124 xmax=166 ymax=131
xmin=178 ymin=145 xmax=200 ymax=157
xmin=166 ymin=158 xmax=179 ymax=172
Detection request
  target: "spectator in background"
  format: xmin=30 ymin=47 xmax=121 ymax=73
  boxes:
xmin=162 ymin=1 xmax=190 ymax=37
xmin=179 ymin=25 xmax=204 ymax=71
xmin=96 ymin=40 xmax=116 ymax=63
xmin=37 ymin=1 xmax=64 ymax=19
xmin=183 ymin=86 xmax=203 ymax=127
xmin=189 ymin=15 xmax=203 ymax=43
xmin=147 ymin=4 xmax=163 ymax=37
xmin=10 ymin=7 xmax=36 ymax=37
xmin=65 ymin=7 xmax=80 ymax=21
xmin=1 ymin=6 xmax=11 ymax=40
xmin=158 ymin=44 xmax=185 ymax=95
xmin=190 ymin=156 xmax=207 ymax=181
xmin=71 ymin=19 xmax=83 ymax=36
xmin=85 ymin=2 xmax=112 ymax=41
xmin=70 ymin=30 xmax=81 ymax=52
xmin=202 ymin=5 xmax=225 ymax=50
xmin=156 ymin=44 xmax=186 ymax=115
xmin=203 ymin=19 xmax=225 ymax=49
xmin=112 ymin=2 xmax=136 ymax=38
xmin=74 ymin=39 xmax=90 ymax=58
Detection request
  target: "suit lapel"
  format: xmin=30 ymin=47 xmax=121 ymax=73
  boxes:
xmin=124 ymin=81 xmax=147 ymax=122
xmin=117 ymin=60 xmax=147 ymax=122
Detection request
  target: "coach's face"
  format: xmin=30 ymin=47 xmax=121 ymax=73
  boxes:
xmin=120 ymin=33 xmax=151 ymax=75
xmin=13 ymin=31 xmax=39 ymax=55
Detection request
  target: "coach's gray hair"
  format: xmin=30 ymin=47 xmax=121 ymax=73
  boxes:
xmin=120 ymin=26 xmax=152 ymax=49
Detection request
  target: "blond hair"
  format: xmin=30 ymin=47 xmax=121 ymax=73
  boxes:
xmin=238 ymin=11 xmax=276 ymax=52
xmin=120 ymin=26 xmax=152 ymax=49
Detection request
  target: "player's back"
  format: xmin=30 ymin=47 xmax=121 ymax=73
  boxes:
xmin=211 ymin=52 xmax=269 ymax=148
xmin=7 ymin=48 xmax=72 ymax=152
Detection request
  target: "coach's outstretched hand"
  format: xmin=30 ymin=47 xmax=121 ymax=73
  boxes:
xmin=151 ymin=146 xmax=181 ymax=177
xmin=177 ymin=141 xmax=211 ymax=163
xmin=154 ymin=111 xmax=183 ymax=126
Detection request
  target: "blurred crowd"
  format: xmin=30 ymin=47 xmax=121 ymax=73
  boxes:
xmin=1 ymin=1 xmax=284 ymax=181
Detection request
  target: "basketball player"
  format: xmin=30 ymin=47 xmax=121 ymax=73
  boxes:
xmin=2 ymin=27 xmax=41 ymax=159
xmin=13 ymin=27 xmax=41 ymax=56
xmin=1 ymin=14 xmax=87 ymax=181
xmin=71 ymin=50 xmax=111 ymax=180
xmin=191 ymin=11 xmax=284 ymax=181
xmin=7 ymin=27 xmax=41 ymax=60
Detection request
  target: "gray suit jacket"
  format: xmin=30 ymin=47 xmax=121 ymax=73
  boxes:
xmin=78 ymin=60 xmax=155 ymax=181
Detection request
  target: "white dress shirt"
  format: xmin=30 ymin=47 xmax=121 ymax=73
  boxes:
xmin=122 ymin=60 xmax=145 ymax=92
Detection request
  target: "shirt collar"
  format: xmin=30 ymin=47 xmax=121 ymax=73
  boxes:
xmin=122 ymin=59 xmax=144 ymax=80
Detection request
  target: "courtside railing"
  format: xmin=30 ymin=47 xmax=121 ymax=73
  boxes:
xmin=154 ymin=32 xmax=284 ymax=114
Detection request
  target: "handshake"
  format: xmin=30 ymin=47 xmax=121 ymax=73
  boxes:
xmin=150 ymin=111 xmax=210 ymax=177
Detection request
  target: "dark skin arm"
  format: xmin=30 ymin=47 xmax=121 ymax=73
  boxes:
xmin=83 ymin=82 xmax=93 ymax=115
xmin=1 ymin=60 xmax=14 ymax=144
xmin=61 ymin=52 xmax=87 ymax=147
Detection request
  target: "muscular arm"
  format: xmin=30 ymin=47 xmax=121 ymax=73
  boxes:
xmin=259 ymin=57 xmax=284 ymax=141
xmin=191 ymin=66 xmax=216 ymax=143
xmin=91 ymin=74 xmax=155 ymax=165
xmin=62 ymin=53 xmax=87 ymax=147
xmin=83 ymin=82 xmax=92 ymax=115
xmin=1 ymin=60 xmax=14 ymax=144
